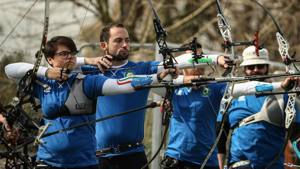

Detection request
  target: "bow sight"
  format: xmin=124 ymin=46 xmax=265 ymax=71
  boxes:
xmin=147 ymin=0 xmax=203 ymax=69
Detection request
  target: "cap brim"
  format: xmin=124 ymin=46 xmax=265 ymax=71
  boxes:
xmin=240 ymin=59 xmax=270 ymax=67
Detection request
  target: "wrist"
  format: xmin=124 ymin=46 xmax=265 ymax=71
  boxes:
xmin=37 ymin=66 xmax=48 ymax=77
xmin=157 ymin=73 xmax=163 ymax=83
xmin=76 ymin=57 xmax=85 ymax=66
xmin=83 ymin=57 xmax=88 ymax=65
xmin=173 ymin=75 xmax=184 ymax=84
xmin=216 ymin=55 xmax=220 ymax=65
xmin=45 ymin=68 xmax=50 ymax=78
xmin=281 ymin=81 xmax=295 ymax=91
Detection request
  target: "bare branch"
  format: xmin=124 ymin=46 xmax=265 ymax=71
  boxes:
xmin=166 ymin=0 xmax=214 ymax=32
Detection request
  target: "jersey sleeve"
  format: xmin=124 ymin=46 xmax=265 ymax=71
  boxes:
xmin=141 ymin=61 xmax=160 ymax=74
xmin=83 ymin=74 xmax=159 ymax=98
xmin=83 ymin=74 xmax=108 ymax=98
xmin=5 ymin=62 xmax=48 ymax=82
xmin=231 ymin=81 xmax=283 ymax=98
xmin=80 ymin=65 xmax=100 ymax=75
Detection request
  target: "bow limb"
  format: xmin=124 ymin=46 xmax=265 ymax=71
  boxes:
xmin=33 ymin=0 xmax=49 ymax=78
xmin=250 ymin=0 xmax=296 ymax=130
xmin=147 ymin=0 xmax=176 ymax=69
xmin=200 ymin=1 xmax=237 ymax=168
xmin=17 ymin=0 xmax=49 ymax=103
xmin=145 ymin=1 xmax=177 ymax=168
xmin=215 ymin=0 xmax=236 ymax=113
xmin=216 ymin=1 xmax=233 ymax=56
xmin=0 ymin=1 xmax=49 ymax=169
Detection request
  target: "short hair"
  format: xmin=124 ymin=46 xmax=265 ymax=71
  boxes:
xmin=43 ymin=36 xmax=77 ymax=58
xmin=180 ymin=41 xmax=202 ymax=49
xmin=100 ymin=23 xmax=125 ymax=42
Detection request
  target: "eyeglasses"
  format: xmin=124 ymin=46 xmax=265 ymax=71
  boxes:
xmin=245 ymin=64 xmax=267 ymax=70
xmin=54 ymin=51 xmax=78 ymax=58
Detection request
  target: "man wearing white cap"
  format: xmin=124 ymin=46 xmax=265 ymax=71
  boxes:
xmin=240 ymin=45 xmax=270 ymax=76
xmin=217 ymin=45 xmax=300 ymax=169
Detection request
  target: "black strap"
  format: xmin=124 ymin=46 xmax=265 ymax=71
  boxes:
xmin=96 ymin=142 xmax=143 ymax=156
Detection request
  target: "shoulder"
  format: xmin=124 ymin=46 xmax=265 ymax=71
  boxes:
xmin=84 ymin=74 xmax=108 ymax=82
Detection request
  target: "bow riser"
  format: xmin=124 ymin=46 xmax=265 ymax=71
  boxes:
xmin=0 ymin=1 xmax=49 ymax=168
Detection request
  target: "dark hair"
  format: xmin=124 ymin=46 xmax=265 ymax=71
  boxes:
xmin=100 ymin=23 xmax=125 ymax=42
xmin=43 ymin=36 xmax=77 ymax=58
xmin=180 ymin=41 xmax=202 ymax=49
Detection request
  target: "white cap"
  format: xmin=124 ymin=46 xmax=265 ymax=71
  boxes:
xmin=240 ymin=45 xmax=270 ymax=66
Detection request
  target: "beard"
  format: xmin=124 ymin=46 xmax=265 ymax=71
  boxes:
xmin=108 ymin=50 xmax=129 ymax=61
xmin=245 ymin=70 xmax=269 ymax=81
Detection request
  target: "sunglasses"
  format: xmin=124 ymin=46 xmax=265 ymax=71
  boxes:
xmin=55 ymin=51 xmax=78 ymax=58
xmin=245 ymin=64 xmax=267 ymax=70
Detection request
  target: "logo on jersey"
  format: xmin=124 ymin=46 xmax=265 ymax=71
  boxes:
xmin=202 ymin=87 xmax=210 ymax=96
xmin=117 ymin=70 xmax=136 ymax=85
xmin=117 ymin=77 xmax=133 ymax=85
xmin=125 ymin=70 xmax=135 ymax=78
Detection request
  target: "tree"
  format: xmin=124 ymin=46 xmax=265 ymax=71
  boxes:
xmin=65 ymin=0 xmax=300 ymax=63
xmin=0 ymin=50 xmax=26 ymax=105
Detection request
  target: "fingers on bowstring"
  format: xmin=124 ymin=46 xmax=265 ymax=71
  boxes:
xmin=289 ymin=76 xmax=298 ymax=86
xmin=166 ymin=68 xmax=176 ymax=78
xmin=99 ymin=60 xmax=111 ymax=69
xmin=295 ymin=77 xmax=300 ymax=88
xmin=225 ymin=58 xmax=235 ymax=66
xmin=102 ymin=56 xmax=112 ymax=67
xmin=59 ymin=68 xmax=69 ymax=81
xmin=98 ymin=55 xmax=112 ymax=72
xmin=104 ymin=55 xmax=113 ymax=61
xmin=172 ymin=67 xmax=179 ymax=78
xmin=98 ymin=65 xmax=105 ymax=73
xmin=168 ymin=67 xmax=179 ymax=74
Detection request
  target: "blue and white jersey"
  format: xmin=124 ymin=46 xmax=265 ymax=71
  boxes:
xmin=165 ymin=83 xmax=225 ymax=166
xmin=218 ymin=94 xmax=300 ymax=169
xmin=4 ymin=61 xmax=161 ymax=165
xmin=84 ymin=61 xmax=159 ymax=157
xmin=34 ymin=73 xmax=108 ymax=168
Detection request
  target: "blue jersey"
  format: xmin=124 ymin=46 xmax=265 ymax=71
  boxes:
xmin=91 ymin=61 xmax=159 ymax=157
xmin=34 ymin=73 xmax=108 ymax=168
xmin=165 ymin=83 xmax=225 ymax=166
xmin=218 ymin=95 xmax=300 ymax=169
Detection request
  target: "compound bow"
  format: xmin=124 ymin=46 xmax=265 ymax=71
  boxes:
xmin=0 ymin=1 xmax=49 ymax=168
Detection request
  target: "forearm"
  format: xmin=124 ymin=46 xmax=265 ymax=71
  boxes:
xmin=76 ymin=56 xmax=85 ymax=67
xmin=231 ymin=81 xmax=284 ymax=98
xmin=101 ymin=74 xmax=159 ymax=95
xmin=217 ymin=153 xmax=225 ymax=169
xmin=150 ymin=77 xmax=285 ymax=98
xmin=5 ymin=62 xmax=47 ymax=81
xmin=156 ymin=53 xmax=219 ymax=73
